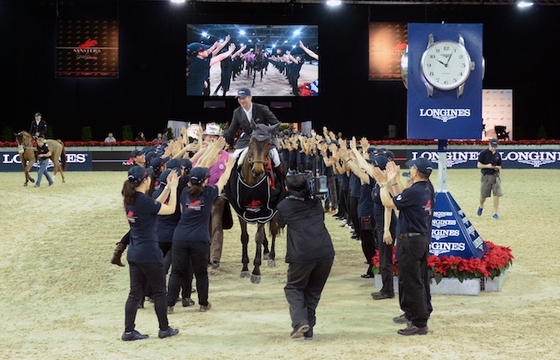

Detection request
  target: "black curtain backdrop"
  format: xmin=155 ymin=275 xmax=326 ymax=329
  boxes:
xmin=2 ymin=0 xmax=559 ymax=141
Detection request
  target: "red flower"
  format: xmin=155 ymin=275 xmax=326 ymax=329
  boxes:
xmin=371 ymin=240 xmax=513 ymax=283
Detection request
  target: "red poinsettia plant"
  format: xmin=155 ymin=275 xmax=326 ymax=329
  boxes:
xmin=372 ymin=240 xmax=514 ymax=284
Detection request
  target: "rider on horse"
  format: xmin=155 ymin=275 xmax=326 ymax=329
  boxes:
xmin=223 ymin=88 xmax=285 ymax=186
xmin=30 ymin=112 xmax=47 ymax=139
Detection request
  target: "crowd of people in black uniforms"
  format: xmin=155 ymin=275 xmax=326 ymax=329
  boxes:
xmin=112 ymin=118 xmax=435 ymax=340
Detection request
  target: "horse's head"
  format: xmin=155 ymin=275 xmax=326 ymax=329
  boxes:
xmin=15 ymin=131 xmax=32 ymax=145
xmin=14 ymin=131 xmax=32 ymax=154
xmin=246 ymin=124 xmax=278 ymax=179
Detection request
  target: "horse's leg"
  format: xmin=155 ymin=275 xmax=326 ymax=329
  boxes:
xmin=252 ymin=72 xmax=256 ymax=87
xmin=22 ymin=155 xmax=35 ymax=186
xmin=21 ymin=160 xmax=29 ymax=186
xmin=56 ymin=158 xmax=66 ymax=183
xmin=239 ymin=216 xmax=250 ymax=279
xmin=267 ymin=217 xmax=279 ymax=268
xmin=262 ymin=231 xmax=269 ymax=260
xmin=27 ymin=157 xmax=35 ymax=183
xmin=251 ymin=223 xmax=264 ymax=284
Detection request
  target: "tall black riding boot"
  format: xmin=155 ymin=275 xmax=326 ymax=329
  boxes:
xmin=111 ymin=242 xmax=127 ymax=267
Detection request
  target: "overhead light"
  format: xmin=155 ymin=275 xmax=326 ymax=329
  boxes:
xmin=517 ymin=0 xmax=534 ymax=8
xmin=326 ymin=0 xmax=342 ymax=6
xmin=170 ymin=0 xmax=186 ymax=4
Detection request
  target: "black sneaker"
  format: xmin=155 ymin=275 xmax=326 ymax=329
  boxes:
xmin=182 ymin=298 xmax=195 ymax=307
xmin=121 ymin=330 xmax=149 ymax=341
xmin=397 ymin=324 xmax=428 ymax=336
xmin=372 ymin=292 xmax=395 ymax=300
xmin=303 ymin=327 xmax=313 ymax=340
xmin=392 ymin=314 xmax=410 ymax=324
xmin=158 ymin=327 xmax=179 ymax=339
xmin=290 ymin=324 xmax=310 ymax=339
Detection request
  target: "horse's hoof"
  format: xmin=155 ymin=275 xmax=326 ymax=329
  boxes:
xmin=268 ymin=259 xmax=276 ymax=268
xmin=240 ymin=271 xmax=250 ymax=279
xmin=23 ymin=183 xmax=28 ymax=187
xmin=250 ymin=274 xmax=261 ymax=284
xmin=263 ymin=253 xmax=270 ymax=260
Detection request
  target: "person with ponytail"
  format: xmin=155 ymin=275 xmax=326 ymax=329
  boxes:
xmin=120 ymin=165 xmax=180 ymax=341
xmin=276 ymin=172 xmax=335 ymax=340
xmin=166 ymin=158 xmax=235 ymax=314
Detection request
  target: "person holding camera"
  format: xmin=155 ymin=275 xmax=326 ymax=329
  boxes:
xmin=276 ymin=172 xmax=335 ymax=340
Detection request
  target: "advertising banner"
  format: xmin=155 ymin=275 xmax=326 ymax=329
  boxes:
xmin=1 ymin=151 xmax=92 ymax=172
xmin=406 ymin=23 xmax=483 ymax=139
xmin=368 ymin=22 xmax=408 ymax=81
xmin=431 ymin=192 xmax=487 ymax=259
xmin=408 ymin=149 xmax=560 ymax=169
xmin=55 ymin=19 xmax=119 ymax=78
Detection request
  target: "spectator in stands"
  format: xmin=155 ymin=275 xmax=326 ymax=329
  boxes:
xmin=104 ymin=132 xmax=117 ymax=143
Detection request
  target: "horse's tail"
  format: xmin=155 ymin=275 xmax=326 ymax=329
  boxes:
xmin=58 ymin=140 xmax=67 ymax=170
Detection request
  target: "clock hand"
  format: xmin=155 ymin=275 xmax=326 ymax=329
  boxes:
xmin=444 ymin=52 xmax=453 ymax=67
xmin=437 ymin=59 xmax=446 ymax=65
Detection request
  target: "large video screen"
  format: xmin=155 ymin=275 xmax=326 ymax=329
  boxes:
xmin=186 ymin=24 xmax=319 ymax=97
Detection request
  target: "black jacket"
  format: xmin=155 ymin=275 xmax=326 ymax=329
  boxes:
xmin=277 ymin=196 xmax=335 ymax=264
xmin=30 ymin=120 xmax=47 ymax=138
xmin=223 ymin=103 xmax=280 ymax=149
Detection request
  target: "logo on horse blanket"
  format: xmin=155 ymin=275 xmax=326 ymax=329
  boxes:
xmin=225 ymin=166 xmax=282 ymax=224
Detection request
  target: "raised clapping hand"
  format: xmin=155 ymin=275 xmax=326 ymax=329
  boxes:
xmin=360 ymin=137 xmax=369 ymax=150
xmin=166 ymin=170 xmax=179 ymax=190
xmin=385 ymin=161 xmax=400 ymax=182
xmin=349 ymin=136 xmax=357 ymax=151
xmin=372 ymin=166 xmax=387 ymax=184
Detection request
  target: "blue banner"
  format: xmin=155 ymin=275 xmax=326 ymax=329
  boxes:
xmin=408 ymin=149 xmax=560 ymax=169
xmin=0 ymin=151 xmax=92 ymax=171
xmin=431 ymin=192 xmax=487 ymax=259
xmin=407 ymin=23 xmax=483 ymax=139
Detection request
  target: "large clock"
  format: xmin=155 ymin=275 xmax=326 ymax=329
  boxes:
xmin=420 ymin=34 xmax=475 ymax=98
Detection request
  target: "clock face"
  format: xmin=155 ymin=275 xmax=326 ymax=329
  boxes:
xmin=421 ymin=40 xmax=472 ymax=91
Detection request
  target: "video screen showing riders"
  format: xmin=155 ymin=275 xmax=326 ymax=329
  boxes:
xmin=186 ymin=24 xmax=318 ymax=97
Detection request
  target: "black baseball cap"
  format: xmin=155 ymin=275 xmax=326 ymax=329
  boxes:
xmin=406 ymin=157 xmax=433 ymax=176
xmin=130 ymin=149 xmax=144 ymax=157
xmin=189 ymin=167 xmax=209 ymax=185
xmin=127 ymin=165 xmax=153 ymax=185
xmin=237 ymin=88 xmax=251 ymax=98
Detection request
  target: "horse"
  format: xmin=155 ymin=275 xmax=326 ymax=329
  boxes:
xmin=245 ymin=51 xmax=255 ymax=78
xmin=251 ymin=42 xmax=267 ymax=88
xmin=224 ymin=123 xmax=285 ymax=284
xmin=14 ymin=131 xmax=67 ymax=186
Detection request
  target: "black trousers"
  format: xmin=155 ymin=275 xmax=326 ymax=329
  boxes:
xmin=324 ymin=176 xmax=338 ymax=211
xmin=167 ymin=241 xmax=210 ymax=307
xmin=397 ymin=234 xmax=431 ymax=328
xmin=284 ymin=257 xmax=334 ymax=330
xmin=348 ymin=196 xmax=360 ymax=231
xmin=375 ymin=227 xmax=395 ymax=295
xmin=338 ymin=187 xmax=349 ymax=218
xmin=360 ymin=226 xmax=377 ymax=275
xmin=125 ymin=261 xmax=168 ymax=332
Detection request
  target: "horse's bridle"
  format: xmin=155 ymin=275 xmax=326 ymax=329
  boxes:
xmin=15 ymin=133 xmax=36 ymax=154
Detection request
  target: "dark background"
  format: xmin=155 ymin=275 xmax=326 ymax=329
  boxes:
xmin=2 ymin=0 xmax=559 ymax=141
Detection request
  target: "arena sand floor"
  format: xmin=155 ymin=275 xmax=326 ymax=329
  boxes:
xmin=1 ymin=169 xmax=559 ymax=359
